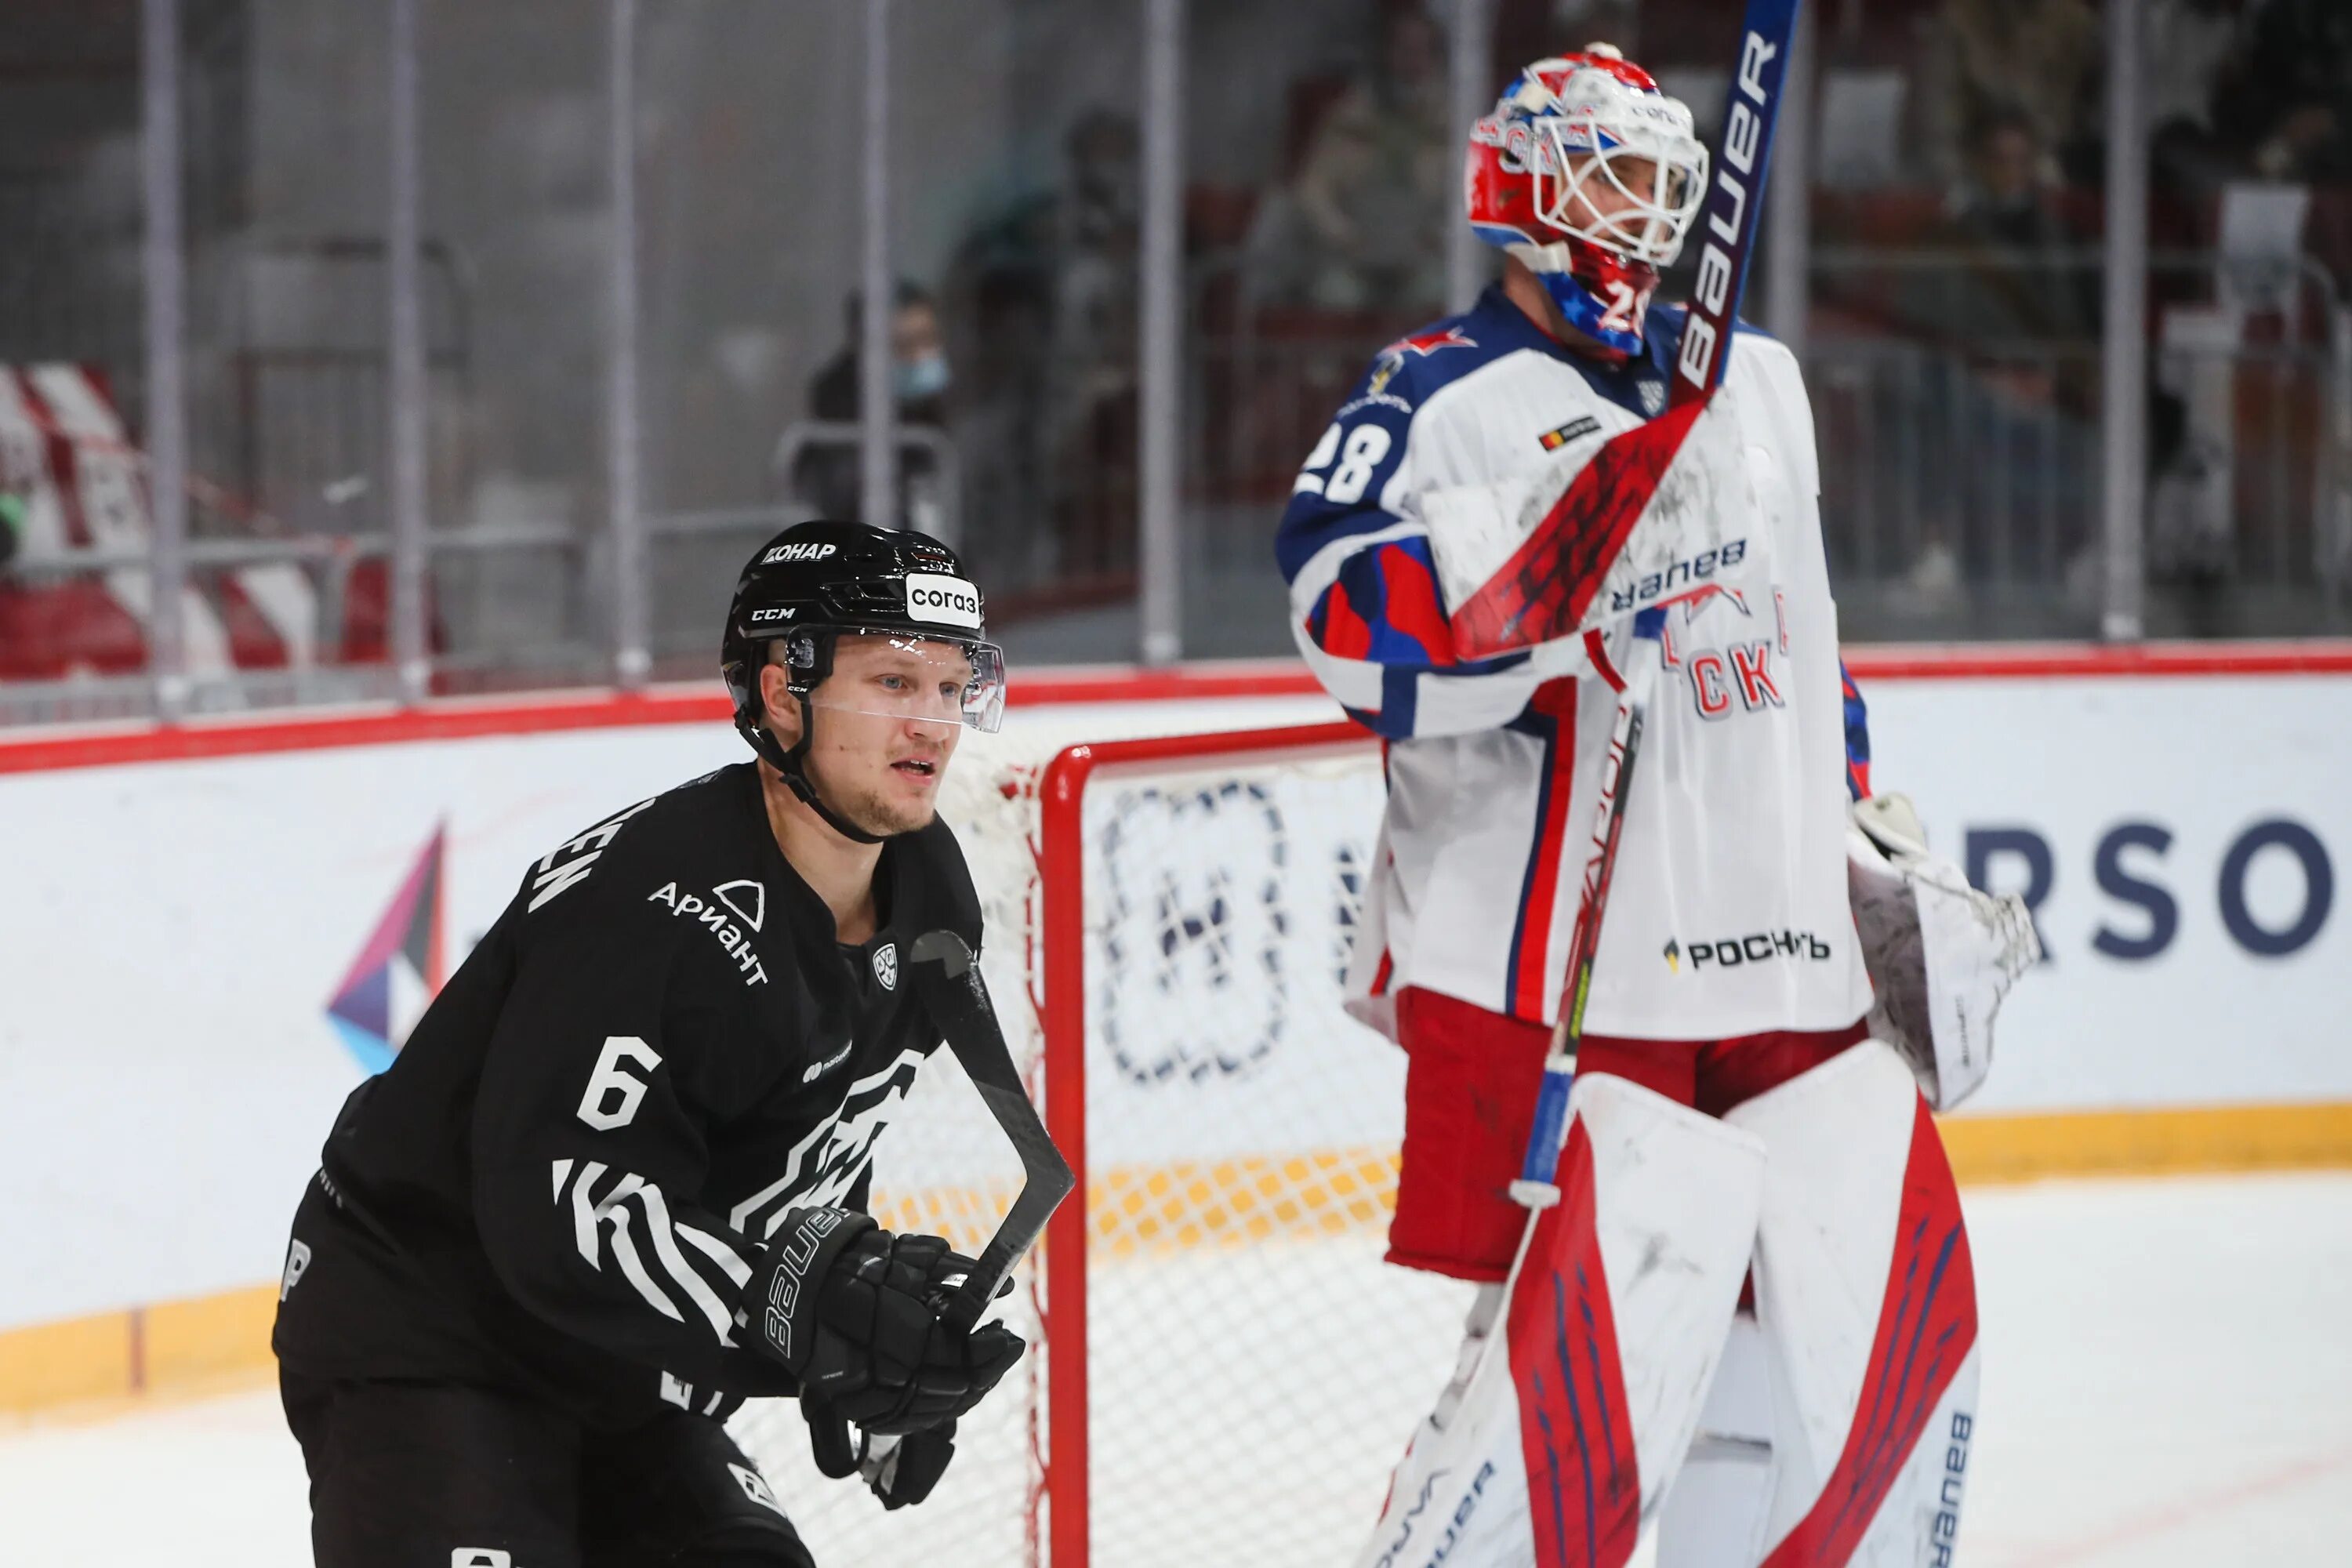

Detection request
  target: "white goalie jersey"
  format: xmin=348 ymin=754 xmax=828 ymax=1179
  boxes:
xmin=1276 ymin=287 xmax=1874 ymax=1040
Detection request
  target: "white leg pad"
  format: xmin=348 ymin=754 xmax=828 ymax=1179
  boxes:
xmin=1654 ymin=1311 xmax=1777 ymax=1568
xmin=1726 ymin=1040 xmax=1983 ymax=1567
xmin=1355 ymin=1072 xmax=1767 ymax=1568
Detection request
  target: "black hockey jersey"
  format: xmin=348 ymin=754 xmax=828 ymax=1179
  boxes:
xmin=271 ymin=761 xmax=984 ymax=1428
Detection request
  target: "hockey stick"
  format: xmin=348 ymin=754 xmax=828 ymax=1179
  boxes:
xmin=1505 ymin=640 xmax=1653 ymax=1213
xmin=906 ymin=930 xmax=1077 ymax=1335
xmin=1668 ymin=0 xmax=1798 ymax=409
xmin=1510 ymin=0 xmax=1798 ymax=1198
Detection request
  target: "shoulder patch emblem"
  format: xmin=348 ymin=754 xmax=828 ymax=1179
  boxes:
xmin=1380 ymin=325 xmax=1478 ymax=361
xmin=1367 ymin=325 xmax=1477 ymax=397
xmin=713 ymin=879 xmax=765 ymax=932
xmin=872 ymin=942 xmax=898 ymax=992
xmin=1537 ymin=415 xmax=1602 ymax=452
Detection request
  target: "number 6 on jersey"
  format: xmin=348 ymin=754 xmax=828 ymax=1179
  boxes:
xmin=577 ymin=1036 xmax=661 ymax=1131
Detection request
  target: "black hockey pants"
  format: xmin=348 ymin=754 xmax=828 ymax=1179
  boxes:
xmin=281 ymin=1371 xmax=813 ymax=1568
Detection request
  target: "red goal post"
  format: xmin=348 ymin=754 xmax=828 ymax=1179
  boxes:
xmin=1034 ymin=720 xmax=1371 ymax=1566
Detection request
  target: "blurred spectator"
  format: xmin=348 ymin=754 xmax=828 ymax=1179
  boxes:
xmin=1912 ymin=0 xmax=2101 ymax=192
xmin=1880 ymin=107 xmax=2103 ymax=619
xmin=2147 ymin=0 xmax=2251 ymax=211
xmin=1938 ymin=110 xmax=2097 ymax=350
xmin=2223 ymin=0 xmax=2352 ymax=181
xmin=947 ymin=106 xmax=1145 ymax=583
xmin=786 ymin=281 xmax=953 ymax=534
xmin=1039 ymin=108 xmax=1145 ymax=573
xmin=1245 ymin=2 xmax=1453 ymax=314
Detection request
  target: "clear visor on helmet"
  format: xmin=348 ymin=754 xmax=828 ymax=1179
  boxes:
xmin=797 ymin=629 xmax=1008 ymax=734
xmin=1534 ymin=118 xmax=1708 ymax=267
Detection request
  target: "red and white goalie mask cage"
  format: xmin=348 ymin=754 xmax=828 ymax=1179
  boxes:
xmin=1467 ymin=46 xmax=1708 ymax=356
xmin=730 ymin=719 xmax=1475 ymax=1566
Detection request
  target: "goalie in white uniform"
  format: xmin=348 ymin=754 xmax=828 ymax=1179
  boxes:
xmin=1274 ymin=49 xmax=2037 ymax=1566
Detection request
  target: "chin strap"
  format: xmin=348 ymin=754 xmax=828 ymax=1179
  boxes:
xmin=772 ymin=694 xmax=887 ymax=845
xmin=735 ymin=631 xmax=895 ymax=845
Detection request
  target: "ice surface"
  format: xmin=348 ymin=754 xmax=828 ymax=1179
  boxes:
xmin=3 ymin=1172 xmax=2347 ymax=1566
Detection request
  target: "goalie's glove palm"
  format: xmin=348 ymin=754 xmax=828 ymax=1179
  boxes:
xmin=749 ymin=1207 xmax=1023 ymax=1436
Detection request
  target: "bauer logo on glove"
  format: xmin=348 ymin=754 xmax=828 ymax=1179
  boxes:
xmin=743 ymin=1205 xmax=1024 ymax=1436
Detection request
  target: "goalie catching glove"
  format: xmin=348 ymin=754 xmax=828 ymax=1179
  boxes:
xmin=1846 ymin=792 xmax=2041 ymax=1110
xmin=744 ymin=1206 xmax=1022 ymax=1436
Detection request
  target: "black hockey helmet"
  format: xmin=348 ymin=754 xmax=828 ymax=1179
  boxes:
xmin=722 ymin=519 xmax=1006 ymax=841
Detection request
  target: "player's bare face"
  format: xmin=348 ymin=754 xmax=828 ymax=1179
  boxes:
xmin=802 ymin=635 xmax=968 ymax=836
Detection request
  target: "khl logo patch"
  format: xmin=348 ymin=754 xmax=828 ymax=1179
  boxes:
xmin=872 ymin=942 xmax=898 ymax=991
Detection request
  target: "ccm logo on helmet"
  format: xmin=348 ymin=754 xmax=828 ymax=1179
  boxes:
xmin=904 ymin=572 xmax=982 ymax=629
xmin=763 ymin=542 xmax=837 ymax=564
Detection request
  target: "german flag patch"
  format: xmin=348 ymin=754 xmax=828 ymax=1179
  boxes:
xmin=1538 ymin=415 xmax=1602 ymax=452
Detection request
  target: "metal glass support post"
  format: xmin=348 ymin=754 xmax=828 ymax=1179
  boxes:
xmin=1763 ymin=0 xmax=1815 ymax=358
xmin=1444 ymin=0 xmax=1493 ymax=315
xmin=1138 ymin=0 xmax=1186 ymax=666
xmin=608 ymin=0 xmax=649 ymax=688
xmin=387 ymin=0 xmax=430 ymax=701
xmin=859 ymin=0 xmax=896 ymax=529
xmin=2100 ymin=0 xmax=2148 ymax=642
xmin=141 ymin=0 xmax=189 ymax=720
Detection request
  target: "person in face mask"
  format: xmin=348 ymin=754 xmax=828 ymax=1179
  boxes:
xmin=791 ymin=281 xmax=953 ymax=532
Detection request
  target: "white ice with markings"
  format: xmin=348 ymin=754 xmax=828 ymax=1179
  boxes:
xmin=2 ymin=1173 xmax=2347 ymax=1567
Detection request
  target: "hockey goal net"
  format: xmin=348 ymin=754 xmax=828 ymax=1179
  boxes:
xmin=733 ymin=718 xmax=1475 ymax=1566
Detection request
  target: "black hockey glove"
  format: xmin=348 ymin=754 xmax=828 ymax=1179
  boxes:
xmin=745 ymin=1206 xmax=1023 ymax=1436
xmin=804 ymin=1395 xmax=956 ymax=1509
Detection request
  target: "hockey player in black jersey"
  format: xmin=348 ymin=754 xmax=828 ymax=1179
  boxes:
xmin=273 ymin=521 xmax=1024 ymax=1568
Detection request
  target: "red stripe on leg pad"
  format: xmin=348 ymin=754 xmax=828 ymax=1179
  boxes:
xmin=1501 ymin=1075 xmax=1767 ymax=1567
xmin=1508 ymin=1122 xmax=1644 ymax=1568
xmin=1759 ymin=1095 xmax=1980 ymax=1566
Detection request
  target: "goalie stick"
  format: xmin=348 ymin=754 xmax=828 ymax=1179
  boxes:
xmin=1508 ymin=637 xmax=1652 ymax=1214
xmin=1515 ymin=0 xmax=1800 ymax=1225
xmin=1356 ymin=6 xmax=1802 ymax=1563
xmin=906 ymin=929 xmax=1077 ymax=1334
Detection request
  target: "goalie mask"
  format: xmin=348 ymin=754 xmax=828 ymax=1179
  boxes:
xmin=723 ymin=521 xmax=1007 ymax=844
xmin=1466 ymin=45 xmax=1708 ymax=358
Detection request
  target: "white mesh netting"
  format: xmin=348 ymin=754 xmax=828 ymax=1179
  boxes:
xmin=731 ymin=724 xmax=1475 ymax=1566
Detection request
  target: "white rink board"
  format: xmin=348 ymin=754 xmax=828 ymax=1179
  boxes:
xmin=1864 ymin=676 xmax=2352 ymax=1114
xmin=1 ymin=672 xmax=2348 ymax=1331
